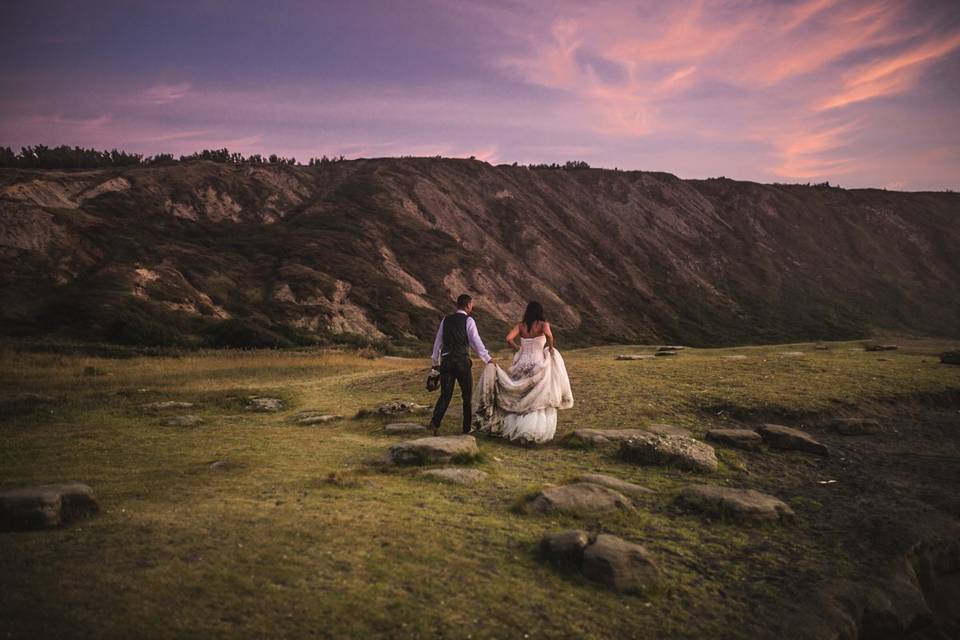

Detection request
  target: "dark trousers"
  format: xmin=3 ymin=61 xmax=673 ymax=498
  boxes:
xmin=430 ymin=355 xmax=472 ymax=433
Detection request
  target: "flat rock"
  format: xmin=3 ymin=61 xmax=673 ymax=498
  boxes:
xmin=541 ymin=530 xmax=591 ymax=566
xmin=164 ymin=415 xmax=204 ymax=427
xmin=864 ymin=344 xmax=898 ymax=352
xmin=384 ymin=422 xmax=429 ymax=435
xmin=654 ymin=350 xmax=678 ymax=357
xmin=706 ymin=428 xmax=763 ymax=451
xmin=661 ymin=345 xmax=686 ymax=350
xmin=757 ymin=424 xmax=829 ymax=456
xmin=357 ymin=400 xmax=432 ymax=418
xmin=244 ymin=396 xmax=284 ymax=412
xmin=0 ymin=483 xmax=99 ymax=530
xmin=208 ymin=460 xmax=233 ymax=470
xmin=620 ymin=434 xmax=718 ymax=472
xmin=419 ymin=468 xmax=488 ymax=485
xmin=142 ymin=400 xmax=195 ymax=411
xmin=387 ymin=435 xmax=479 ymax=466
xmin=821 ymin=417 xmax=881 ymax=435
xmin=940 ymin=350 xmax=960 ymax=365
xmin=678 ymin=484 xmax=795 ymax=523
xmin=581 ymin=534 xmax=659 ymax=594
xmin=815 ymin=344 xmax=829 ymax=350
xmin=296 ymin=414 xmax=341 ymax=425
xmin=525 ymin=482 xmax=635 ymax=516
xmin=576 ymin=474 xmax=655 ymax=498
xmin=567 ymin=429 xmax=657 ymax=446
xmin=616 ymin=354 xmax=655 ymax=361
xmin=780 ymin=351 xmax=805 ymax=356
xmin=721 ymin=355 xmax=748 ymax=360
xmin=647 ymin=423 xmax=691 ymax=437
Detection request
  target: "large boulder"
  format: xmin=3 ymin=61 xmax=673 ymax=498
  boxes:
xmin=387 ymin=435 xmax=479 ymax=466
xmin=419 ymin=468 xmax=488 ymax=485
xmin=525 ymin=482 xmax=634 ymax=516
xmin=576 ymin=474 xmax=655 ymax=498
xmin=678 ymin=484 xmax=795 ymax=523
xmin=705 ymin=428 xmax=763 ymax=451
xmin=757 ymin=424 xmax=829 ymax=456
xmin=540 ymin=530 xmax=591 ymax=567
xmin=581 ymin=534 xmax=659 ymax=594
xmin=940 ymin=350 xmax=960 ymax=365
xmin=620 ymin=434 xmax=718 ymax=472
xmin=0 ymin=483 xmax=99 ymax=530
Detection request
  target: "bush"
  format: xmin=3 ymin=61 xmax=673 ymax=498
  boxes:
xmin=200 ymin=319 xmax=293 ymax=349
xmin=105 ymin=312 xmax=184 ymax=347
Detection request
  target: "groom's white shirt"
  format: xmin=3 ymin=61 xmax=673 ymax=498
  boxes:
xmin=431 ymin=309 xmax=492 ymax=367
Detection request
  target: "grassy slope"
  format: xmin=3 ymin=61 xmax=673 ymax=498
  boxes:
xmin=1 ymin=339 xmax=959 ymax=639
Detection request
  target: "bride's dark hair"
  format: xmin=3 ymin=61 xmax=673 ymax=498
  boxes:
xmin=522 ymin=301 xmax=545 ymax=331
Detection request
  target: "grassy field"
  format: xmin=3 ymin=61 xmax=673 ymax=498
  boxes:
xmin=2 ymin=338 xmax=959 ymax=639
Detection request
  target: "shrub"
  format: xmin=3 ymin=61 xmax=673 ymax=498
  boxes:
xmin=200 ymin=319 xmax=293 ymax=349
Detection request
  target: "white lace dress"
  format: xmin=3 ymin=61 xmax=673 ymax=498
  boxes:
xmin=472 ymin=335 xmax=574 ymax=443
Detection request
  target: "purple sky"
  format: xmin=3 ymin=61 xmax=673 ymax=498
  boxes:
xmin=2 ymin=0 xmax=958 ymax=189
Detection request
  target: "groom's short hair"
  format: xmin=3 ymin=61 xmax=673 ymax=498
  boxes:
xmin=456 ymin=294 xmax=472 ymax=309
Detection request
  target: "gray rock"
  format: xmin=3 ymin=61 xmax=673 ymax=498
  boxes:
xmin=540 ymin=530 xmax=591 ymax=566
xmin=142 ymin=401 xmax=195 ymax=411
xmin=296 ymin=414 xmax=341 ymax=425
xmin=0 ymin=482 xmax=98 ymax=530
xmin=525 ymin=482 xmax=635 ymax=515
xmin=678 ymin=484 xmax=795 ymax=523
xmin=654 ymin=350 xmax=678 ymax=357
xmin=864 ymin=344 xmax=898 ymax=352
xmin=420 ymin=468 xmax=488 ymax=485
xmin=358 ymin=400 xmax=431 ymax=418
xmin=620 ymin=434 xmax=718 ymax=472
xmin=164 ymin=415 xmax=204 ymax=427
xmin=387 ymin=435 xmax=479 ymax=466
xmin=706 ymin=428 xmax=763 ymax=451
xmin=385 ymin=422 xmax=428 ymax=435
xmin=208 ymin=460 xmax=232 ymax=470
xmin=780 ymin=351 xmax=805 ymax=356
xmin=244 ymin=396 xmax=284 ymax=412
xmin=721 ymin=355 xmax=748 ymax=360
xmin=939 ymin=350 xmax=960 ymax=365
xmin=616 ymin=354 xmax=656 ymax=361
xmin=757 ymin=424 xmax=829 ymax=456
xmin=576 ymin=474 xmax=655 ymax=498
xmin=581 ymin=534 xmax=659 ymax=594
xmin=661 ymin=345 xmax=686 ymax=350
xmin=815 ymin=344 xmax=829 ymax=350
xmin=566 ymin=429 xmax=658 ymax=446
xmin=647 ymin=423 xmax=691 ymax=437
xmin=821 ymin=417 xmax=881 ymax=435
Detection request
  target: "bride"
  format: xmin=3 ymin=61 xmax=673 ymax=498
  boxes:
xmin=472 ymin=302 xmax=573 ymax=443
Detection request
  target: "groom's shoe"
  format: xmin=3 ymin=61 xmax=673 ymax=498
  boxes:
xmin=430 ymin=422 xmax=440 ymax=437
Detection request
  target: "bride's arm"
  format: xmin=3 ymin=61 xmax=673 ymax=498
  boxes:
xmin=506 ymin=324 xmax=520 ymax=351
xmin=544 ymin=322 xmax=555 ymax=354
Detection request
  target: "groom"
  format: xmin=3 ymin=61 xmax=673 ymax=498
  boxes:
xmin=428 ymin=293 xmax=494 ymax=436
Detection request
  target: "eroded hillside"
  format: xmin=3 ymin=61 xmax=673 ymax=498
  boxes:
xmin=1 ymin=158 xmax=957 ymax=347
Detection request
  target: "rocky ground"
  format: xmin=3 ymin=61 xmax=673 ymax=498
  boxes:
xmin=1 ymin=338 xmax=959 ymax=639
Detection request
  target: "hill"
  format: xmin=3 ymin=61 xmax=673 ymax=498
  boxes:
xmin=1 ymin=158 xmax=957 ymax=348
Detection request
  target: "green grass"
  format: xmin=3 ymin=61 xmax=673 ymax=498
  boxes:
xmin=1 ymin=338 xmax=959 ymax=639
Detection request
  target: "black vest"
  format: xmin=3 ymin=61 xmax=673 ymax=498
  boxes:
xmin=441 ymin=313 xmax=469 ymax=358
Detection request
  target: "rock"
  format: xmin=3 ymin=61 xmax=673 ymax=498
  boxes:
xmin=244 ymin=396 xmax=284 ymax=412
xmin=780 ymin=351 xmax=805 ymax=356
xmin=616 ymin=354 xmax=655 ymax=361
xmin=420 ymin=468 xmax=488 ymax=485
xmin=821 ymin=417 xmax=881 ymax=435
xmin=387 ymin=435 xmax=479 ymax=466
xmin=296 ymin=414 xmax=341 ymax=425
xmin=576 ymin=474 xmax=655 ymax=498
xmin=661 ymin=345 xmax=685 ymax=350
xmin=646 ymin=423 xmax=691 ymax=437
xmin=815 ymin=344 xmax=829 ymax=350
xmin=357 ymin=400 xmax=432 ymax=418
xmin=141 ymin=401 xmax=195 ymax=411
xmin=0 ymin=483 xmax=98 ymax=530
xmin=1 ymin=392 xmax=55 ymax=404
xmin=164 ymin=415 xmax=204 ymax=427
xmin=540 ymin=530 xmax=591 ymax=567
xmin=566 ymin=429 xmax=658 ymax=446
xmin=721 ymin=355 xmax=748 ymax=360
xmin=678 ymin=484 xmax=795 ymax=523
xmin=581 ymin=534 xmax=659 ymax=594
xmin=757 ymin=424 xmax=829 ymax=456
xmin=654 ymin=350 xmax=678 ymax=357
xmin=705 ymin=428 xmax=763 ymax=451
xmin=864 ymin=344 xmax=898 ymax=352
xmin=384 ymin=423 xmax=429 ymax=435
xmin=940 ymin=350 xmax=960 ymax=365
xmin=525 ymin=482 xmax=635 ymax=515
xmin=620 ymin=434 xmax=718 ymax=472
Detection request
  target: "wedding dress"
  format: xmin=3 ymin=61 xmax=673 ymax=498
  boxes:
xmin=472 ymin=335 xmax=573 ymax=443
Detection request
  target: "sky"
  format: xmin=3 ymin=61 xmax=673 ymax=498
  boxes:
xmin=1 ymin=0 xmax=958 ymax=190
